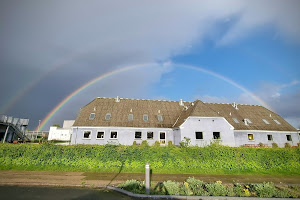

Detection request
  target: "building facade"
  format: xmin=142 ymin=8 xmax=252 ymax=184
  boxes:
xmin=71 ymin=97 xmax=299 ymax=147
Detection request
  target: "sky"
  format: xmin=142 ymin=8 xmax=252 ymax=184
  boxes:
xmin=0 ymin=0 xmax=299 ymax=131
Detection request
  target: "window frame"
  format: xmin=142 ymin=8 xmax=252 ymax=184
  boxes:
xmin=232 ymin=118 xmax=239 ymax=123
xmin=157 ymin=115 xmax=163 ymax=122
xmin=273 ymin=119 xmax=281 ymax=125
xmin=110 ymin=131 xmax=118 ymax=139
xmin=248 ymin=133 xmax=254 ymax=141
xmin=105 ymin=113 xmax=111 ymax=120
xmin=135 ymin=131 xmax=142 ymax=139
xmin=195 ymin=131 xmax=203 ymax=140
xmin=128 ymin=114 xmax=134 ymax=121
xmin=147 ymin=131 xmax=154 ymax=140
xmin=213 ymin=132 xmax=221 ymax=140
xmin=262 ymin=119 xmax=270 ymax=124
xmin=143 ymin=114 xmax=149 ymax=121
xmin=83 ymin=130 xmax=92 ymax=139
xmin=267 ymin=134 xmax=273 ymax=141
xmin=89 ymin=113 xmax=96 ymax=120
xmin=96 ymin=131 xmax=105 ymax=139
xmin=286 ymin=135 xmax=292 ymax=141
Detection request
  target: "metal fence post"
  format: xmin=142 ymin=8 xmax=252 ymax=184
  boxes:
xmin=145 ymin=162 xmax=150 ymax=194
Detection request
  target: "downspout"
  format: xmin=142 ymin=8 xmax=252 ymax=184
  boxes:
xmin=3 ymin=125 xmax=9 ymax=143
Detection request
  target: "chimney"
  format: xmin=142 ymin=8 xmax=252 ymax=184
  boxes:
xmin=244 ymin=119 xmax=248 ymax=126
xmin=232 ymin=102 xmax=238 ymax=110
xmin=179 ymin=99 xmax=184 ymax=106
xmin=115 ymin=96 xmax=120 ymax=102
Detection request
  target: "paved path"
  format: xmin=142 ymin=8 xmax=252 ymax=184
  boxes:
xmin=0 ymin=170 xmax=299 ymax=188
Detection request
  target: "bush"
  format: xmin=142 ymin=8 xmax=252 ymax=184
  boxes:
xmin=141 ymin=140 xmax=148 ymax=147
xmin=253 ymin=182 xmax=276 ymax=197
xmin=118 ymin=179 xmax=144 ymax=194
xmin=163 ymin=180 xmax=180 ymax=195
xmin=153 ymin=141 xmax=160 ymax=147
xmin=205 ymin=181 xmax=226 ymax=196
xmin=179 ymin=137 xmax=190 ymax=148
xmin=284 ymin=143 xmax=291 ymax=148
xmin=186 ymin=177 xmax=207 ymax=195
xmin=258 ymin=142 xmax=264 ymax=147
xmin=272 ymin=143 xmax=278 ymax=148
xmin=168 ymin=141 xmax=173 ymax=146
xmin=132 ymin=141 xmax=137 ymax=145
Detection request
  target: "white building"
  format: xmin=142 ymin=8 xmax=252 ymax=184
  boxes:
xmin=48 ymin=120 xmax=74 ymax=141
xmin=71 ymin=97 xmax=298 ymax=147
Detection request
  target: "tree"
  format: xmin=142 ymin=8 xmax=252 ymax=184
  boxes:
xmin=52 ymin=124 xmax=61 ymax=128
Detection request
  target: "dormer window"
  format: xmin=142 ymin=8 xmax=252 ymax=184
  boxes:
xmin=105 ymin=113 xmax=111 ymax=120
xmin=89 ymin=113 xmax=95 ymax=120
xmin=262 ymin=119 xmax=270 ymax=124
xmin=273 ymin=119 xmax=281 ymax=125
xmin=128 ymin=114 xmax=134 ymax=121
xmin=157 ymin=115 xmax=163 ymax=122
xmin=143 ymin=114 xmax=148 ymax=121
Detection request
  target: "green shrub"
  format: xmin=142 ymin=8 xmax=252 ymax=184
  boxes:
xmin=163 ymin=180 xmax=180 ymax=195
xmin=118 ymin=179 xmax=144 ymax=194
xmin=206 ymin=181 xmax=226 ymax=196
xmin=253 ymin=182 xmax=276 ymax=197
xmin=179 ymin=137 xmax=190 ymax=148
xmin=284 ymin=143 xmax=291 ymax=148
xmin=258 ymin=142 xmax=264 ymax=147
xmin=132 ymin=141 xmax=137 ymax=145
xmin=168 ymin=141 xmax=173 ymax=146
xmin=186 ymin=177 xmax=207 ymax=196
xmin=272 ymin=143 xmax=278 ymax=148
xmin=141 ymin=140 xmax=148 ymax=147
xmin=153 ymin=141 xmax=160 ymax=147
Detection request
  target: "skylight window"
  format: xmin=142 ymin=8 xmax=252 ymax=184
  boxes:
xmin=245 ymin=118 xmax=252 ymax=123
xmin=105 ymin=113 xmax=111 ymax=120
xmin=89 ymin=113 xmax=95 ymax=120
xmin=157 ymin=115 xmax=163 ymax=122
xmin=143 ymin=114 xmax=148 ymax=121
xmin=262 ymin=119 xmax=270 ymax=124
xmin=232 ymin=118 xmax=239 ymax=123
xmin=128 ymin=114 xmax=134 ymax=121
xmin=273 ymin=119 xmax=281 ymax=125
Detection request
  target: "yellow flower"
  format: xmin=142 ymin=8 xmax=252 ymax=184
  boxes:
xmin=216 ymin=180 xmax=222 ymax=184
xmin=184 ymin=182 xmax=189 ymax=188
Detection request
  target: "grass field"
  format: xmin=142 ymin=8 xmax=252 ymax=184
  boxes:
xmin=0 ymin=143 xmax=299 ymax=175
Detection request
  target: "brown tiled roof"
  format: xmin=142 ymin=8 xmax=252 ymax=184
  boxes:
xmin=73 ymin=97 xmax=296 ymax=131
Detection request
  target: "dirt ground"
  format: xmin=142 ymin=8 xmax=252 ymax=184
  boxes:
xmin=0 ymin=170 xmax=299 ymax=188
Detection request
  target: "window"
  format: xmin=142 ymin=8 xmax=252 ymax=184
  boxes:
xmin=110 ymin=131 xmax=117 ymax=139
xmin=232 ymin=118 xmax=239 ymax=123
xmin=248 ymin=134 xmax=254 ymax=140
xmin=213 ymin=132 xmax=220 ymax=139
xmin=267 ymin=135 xmax=273 ymax=141
xmin=262 ymin=119 xmax=270 ymax=124
xmin=97 ymin=131 xmax=104 ymax=139
xmin=128 ymin=114 xmax=133 ymax=121
xmin=245 ymin=118 xmax=252 ymax=123
xmin=135 ymin=131 xmax=142 ymax=139
xmin=273 ymin=119 xmax=281 ymax=125
xmin=286 ymin=135 xmax=292 ymax=141
xmin=195 ymin=132 xmax=203 ymax=139
xmin=143 ymin=114 xmax=148 ymax=121
xmin=157 ymin=115 xmax=163 ymax=122
xmin=89 ymin=113 xmax=95 ymax=120
xmin=147 ymin=132 xmax=153 ymax=139
xmin=105 ymin=113 xmax=111 ymax=120
xmin=83 ymin=131 xmax=91 ymax=139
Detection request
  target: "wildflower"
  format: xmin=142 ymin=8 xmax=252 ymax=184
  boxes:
xmin=216 ymin=180 xmax=222 ymax=184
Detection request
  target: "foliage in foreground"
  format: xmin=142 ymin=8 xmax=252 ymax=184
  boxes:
xmin=118 ymin=178 xmax=300 ymax=198
xmin=0 ymin=143 xmax=299 ymax=175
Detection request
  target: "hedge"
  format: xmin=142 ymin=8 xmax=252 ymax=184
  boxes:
xmin=0 ymin=143 xmax=299 ymax=175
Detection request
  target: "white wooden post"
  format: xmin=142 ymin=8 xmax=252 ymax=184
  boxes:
xmin=145 ymin=162 xmax=150 ymax=194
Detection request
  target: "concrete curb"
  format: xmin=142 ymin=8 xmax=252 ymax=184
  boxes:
xmin=107 ymin=186 xmax=300 ymax=200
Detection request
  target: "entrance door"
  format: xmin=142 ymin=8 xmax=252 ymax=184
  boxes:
xmin=159 ymin=132 xmax=166 ymax=145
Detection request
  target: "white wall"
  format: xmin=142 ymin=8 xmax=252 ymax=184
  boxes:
xmin=234 ymin=131 xmax=299 ymax=147
xmin=179 ymin=117 xmax=235 ymax=147
xmin=48 ymin=126 xmax=72 ymax=141
xmin=71 ymin=126 xmax=173 ymax=146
